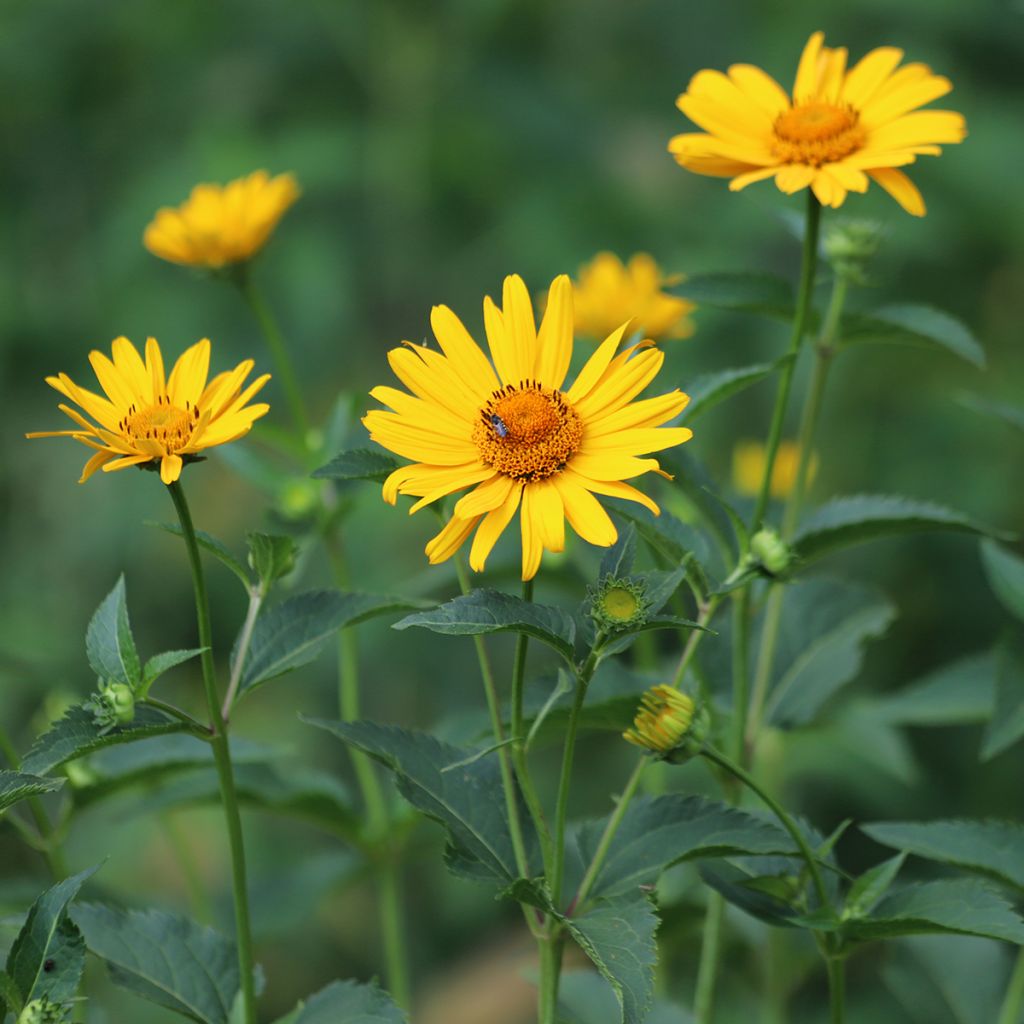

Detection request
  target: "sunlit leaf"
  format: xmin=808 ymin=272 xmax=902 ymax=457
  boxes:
xmin=85 ymin=576 xmax=141 ymax=688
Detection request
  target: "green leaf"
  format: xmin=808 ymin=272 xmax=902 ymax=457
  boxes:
xmin=558 ymin=972 xmax=693 ymax=1024
xmin=957 ymin=392 xmax=1024 ymax=434
xmin=142 ymin=648 xmax=204 ymax=688
xmin=765 ymin=586 xmax=896 ymax=727
xmin=394 ymin=589 xmax=576 ymax=663
xmin=674 ymin=271 xmax=793 ymax=317
xmin=0 ymin=970 xmax=22 ymax=1018
xmin=246 ymin=533 xmax=299 ymax=588
xmin=305 ymin=718 xmax=533 ymax=883
xmin=981 ymin=638 xmax=1024 ymax=761
xmin=792 ymin=495 xmax=1008 ymax=566
xmin=240 ymin=591 xmax=426 ymax=694
xmin=290 ymin=979 xmax=408 ymax=1023
xmin=681 ymin=362 xmax=779 ymax=424
xmin=872 ymin=652 xmax=995 ymax=727
xmin=153 ymin=523 xmax=251 ymax=588
xmin=839 ymin=879 xmax=1024 ymax=944
xmin=21 ymin=704 xmax=186 ymax=777
xmin=698 ymin=862 xmax=800 ymax=928
xmin=846 ymin=854 xmax=906 ymax=916
xmin=599 ymin=525 xmax=637 ymax=579
xmin=0 ymin=771 xmax=63 ymax=815
xmin=71 ymin=903 xmax=241 ymax=1024
xmin=577 ymin=795 xmax=794 ymax=901
xmin=85 ymin=576 xmax=141 ymax=688
xmin=311 ymin=447 xmax=400 ymax=482
xmin=7 ymin=867 xmax=97 ymax=1006
xmin=862 ymin=819 xmax=1024 ymax=893
xmin=981 ymin=540 xmax=1024 ymax=622
xmin=842 ymin=305 xmax=985 ymax=368
xmin=565 ymin=896 xmax=659 ymax=1024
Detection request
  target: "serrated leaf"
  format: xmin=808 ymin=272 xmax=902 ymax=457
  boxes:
xmin=7 ymin=866 xmax=97 ymax=1005
xmin=613 ymin=508 xmax=711 ymax=573
xmin=312 ymin=448 xmax=400 ymax=482
xmin=142 ymin=648 xmax=204 ymax=687
xmin=842 ymin=304 xmax=985 ymax=368
xmin=981 ymin=638 xmax=1024 ymax=760
xmin=565 ymin=896 xmax=659 ymax=1024
xmin=394 ymin=589 xmax=576 ymax=663
xmin=957 ymin=392 xmax=1024 ymax=434
xmin=71 ymin=903 xmax=241 ymax=1024
xmin=558 ymin=971 xmax=693 ymax=1024
xmin=0 ymin=771 xmax=63 ymax=815
xmin=792 ymin=495 xmax=1007 ymax=566
xmin=600 ymin=525 xmax=637 ymax=579
xmin=291 ymin=979 xmax=407 ymax=1023
xmin=674 ymin=271 xmax=793 ymax=317
xmin=981 ymin=540 xmax=1024 ymax=622
xmin=847 ymin=854 xmax=905 ymax=916
xmin=154 ymin=522 xmax=252 ymax=588
xmin=246 ymin=533 xmax=299 ymax=588
xmin=698 ymin=862 xmax=800 ymax=927
xmin=681 ymin=361 xmax=779 ymax=424
xmin=577 ymin=795 xmax=794 ymax=901
xmin=305 ymin=719 xmax=533 ymax=883
xmin=862 ymin=819 xmax=1024 ymax=893
xmin=21 ymin=704 xmax=186 ymax=777
xmin=85 ymin=576 xmax=141 ymax=688
xmin=240 ymin=591 xmax=426 ymax=693
xmin=872 ymin=652 xmax=996 ymax=726
xmin=840 ymin=879 xmax=1024 ymax=944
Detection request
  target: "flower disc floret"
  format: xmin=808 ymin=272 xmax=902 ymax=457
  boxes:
xmin=773 ymin=102 xmax=865 ymax=165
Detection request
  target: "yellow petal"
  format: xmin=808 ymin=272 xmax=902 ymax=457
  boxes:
xmin=430 ymin=305 xmax=500 ymax=395
xmin=793 ymin=31 xmax=826 ymax=100
xmin=535 ymin=274 xmax=574 ymax=390
xmin=869 ymin=167 xmax=926 ymax=216
xmin=160 ymin=454 xmax=184 ymax=484
xmin=425 ymin=514 xmax=480 ymax=566
xmin=469 ymin=483 xmax=523 ymax=572
xmin=552 ymin=472 xmax=618 ymax=547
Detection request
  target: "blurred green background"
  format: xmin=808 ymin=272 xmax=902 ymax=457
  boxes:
xmin=2 ymin=0 xmax=1023 ymax=1020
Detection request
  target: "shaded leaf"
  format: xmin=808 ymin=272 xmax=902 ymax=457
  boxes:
xmin=142 ymin=649 xmax=204 ymax=688
xmin=792 ymin=495 xmax=1007 ymax=566
xmin=246 ymin=533 xmax=299 ymax=588
xmin=599 ymin=525 xmax=637 ymax=579
xmin=957 ymin=392 xmax=1024 ymax=434
xmin=0 ymin=771 xmax=63 ymax=815
xmin=85 ymin=576 xmax=141 ymax=688
xmin=698 ymin=862 xmax=799 ymax=928
xmin=71 ymin=904 xmax=240 ymax=1024
xmin=292 ymin=979 xmax=407 ymax=1023
xmin=871 ymin=652 xmax=996 ymax=727
xmin=674 ymin=271 xmax=793 ymax=316
xmin=981 ymin=638 xmax=1024 ymax=761
xmin=846 ymin=854 xmax=906 ymax=916
xmin=394 ymin=589 xmax=576 ymax=662
xmin=154 ymin=523 xmax=251 ymax=588
xmin=842 ymin=304 xmax=985 ymax=368
xmin=681 ymin=362 xmax=779 ymax=424
xmin=981 ymin=540 xmax=1024 ymax=623
xmin=311 ymin=448 xmax=400 ymax=482
xmin=21 ymin=705 xmax=186 ymax=777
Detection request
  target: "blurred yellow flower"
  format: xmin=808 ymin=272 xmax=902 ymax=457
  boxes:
xmin=27 ymin=338 xmax=270 ymax=485
xmin=733 ymin=440 xmax=817 ymax=499
xmin=364 ymin=274 xmax=692 ymax=581
xmin=571 ymin=252 xmax=695 ymax=341
xmin=144 ymin=170 xmax=300 ymax=268
xmin=623 ymin=685 xmax=695 ymax=754
xmin=669 ymin=31 xmax=966 ymax=215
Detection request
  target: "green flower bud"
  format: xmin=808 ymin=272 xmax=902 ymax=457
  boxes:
xmin=84 ymin=679 xmax=136 ymax=734
xmin=18 ymin=997 xmax=70 ymax=1024
xmin=822 ymin=219 xmax=884 ymax=285
xmin=590 ymin=576 xmax=649 ymax=633
xmin=749 ymin=528 xmax=792 ymax=577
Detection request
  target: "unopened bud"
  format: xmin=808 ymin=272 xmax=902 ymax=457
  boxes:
xmin=749 ymin=528 xmax=791 ymax=577
xmin=823 ymin=219 xmax=884 ymax=285
xmin=623 ymin=685 xmax=696 ymax=755
xmin=84 ymin=680 xmax=136 ymax=734
xmin=590 ymin=576 xmax=648 ymax=633
xmin=18 ymin=998 xmax=70 ymax=1024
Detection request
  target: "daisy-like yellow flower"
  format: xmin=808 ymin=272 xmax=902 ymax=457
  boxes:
xmin=571 ymin=252 xmax=696 ymax=342
xmin=733 ymin=439 xmax=818 ymax=499
xmin=364 ymin=274 xmax=693 ymax=581
xmin=27 ymin=338 xmax=270 ymax=485
xmin=669 ymin=31 xmax=966 ymax=215
xmin=143 ymin=170 xmax=300 ymax=268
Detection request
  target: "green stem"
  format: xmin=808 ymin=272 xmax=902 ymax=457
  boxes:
xmin=326 ymin=533 xmax=411 ymax=1007
xmin=700 ymin=745 xmax=829 ymax=910
xmin=729 ymin=591 xmax=750 ymax=767
xmin=693 ymin=890 xmax=725 ymax=1023
xmin=997 ymin=947 xmax=1024 ymax=1024
xmin=827 ymin=956 xmax=846 ymax=1024
xmin=141 ymin=698 xmax=212 ymax=737
xmin=236 ymin=270 xmax=311 ymax=440
xmin=221 ymin=588 xmax=264 ymax=721
xmin=167 ymin=480 xmax=256 ymax=1024
xmin=538 ymin=934 xmax=564 ymax=1024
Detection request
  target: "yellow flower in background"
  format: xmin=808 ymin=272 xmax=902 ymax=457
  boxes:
xmin=623 ymin=685 xmax=695 ymax=754
xmin=27 ymin=338 xmax=270 ymax=484
xmin=669 ymin=31 xmax=966 ymax=215
xmin=733 ymin=439 xmax=818 ymax=499
xmin=364 ymin=274 xmax=693 ymax=581
xmin=143 ymin=170 xmax=300 ymax=268
xmin=571 ymin=252 xmax=695 ymax=342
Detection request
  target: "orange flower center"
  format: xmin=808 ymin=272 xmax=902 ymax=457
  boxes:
xmin=773 ymin=102 xmax=865 ymax=166
xmin=121 ymin=396 xmax=199 ymax=452
xmin=473 ymin=382 xmax=583 ymax=481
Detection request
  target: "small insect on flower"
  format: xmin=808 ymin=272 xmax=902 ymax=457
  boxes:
xmin=490 ymin=414 xmax=509 ymax=438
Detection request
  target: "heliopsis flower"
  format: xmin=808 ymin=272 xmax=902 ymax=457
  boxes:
xmin=364 ymin=274 xmax=692 ymax=580
xmin=623 ymin=685 xmax=696 ymax=754
xmin=669 ymin=31 xmax=966 ymax=215
xmin=143 ymin=170 xmax=300 ymax=268
xmin=733 ymin=440 xmax=817 ymax=499
xmin=570 ymin=252 xmax=695 ymax=342
xmin=27 ymin=337 xmax=270 ymax=485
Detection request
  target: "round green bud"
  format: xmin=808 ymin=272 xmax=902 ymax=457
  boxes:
xmin=18 ymin=998 xmax=69 ymax=1024
xmin=590 ymin=576 xmax=648 ymax=633
xmin=822 ymin=219 xmax=884 ymax=285
xmin=105 ymin=682 xmax=136 ymax=725
xmin=749 ymin=528 xmax=791 ymax=577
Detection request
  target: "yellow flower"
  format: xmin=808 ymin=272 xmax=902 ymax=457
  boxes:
xmin=668 ymin=31 xmax=966 ymax=215
xmin=363 ymin=274 xmax=693 ymax=581
xmin=571 ymin=252 xmax=695 ymax=342
xmin=733 ymin=440 xmax=818 ymax=500
xmin=623 ymin=685 xmax=695 ymax=754
xmin=143 ymin=170 xmax=300 ymax=268
xmin=27 ymin=338 xmax=270 ymax=485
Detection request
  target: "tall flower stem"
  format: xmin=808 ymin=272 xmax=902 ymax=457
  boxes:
xmin=693 ymin=891 xmax=725 ymax=1023
xmin=167 ymin=480 xmax=256 ymax=1024
xmin=827 ymin=956 xmax=846 ymax=1024
xmin=997 ymin=948 xmax=1024 ymax=1024
xmin=235 ymin=270 xmax=311 ymax=440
